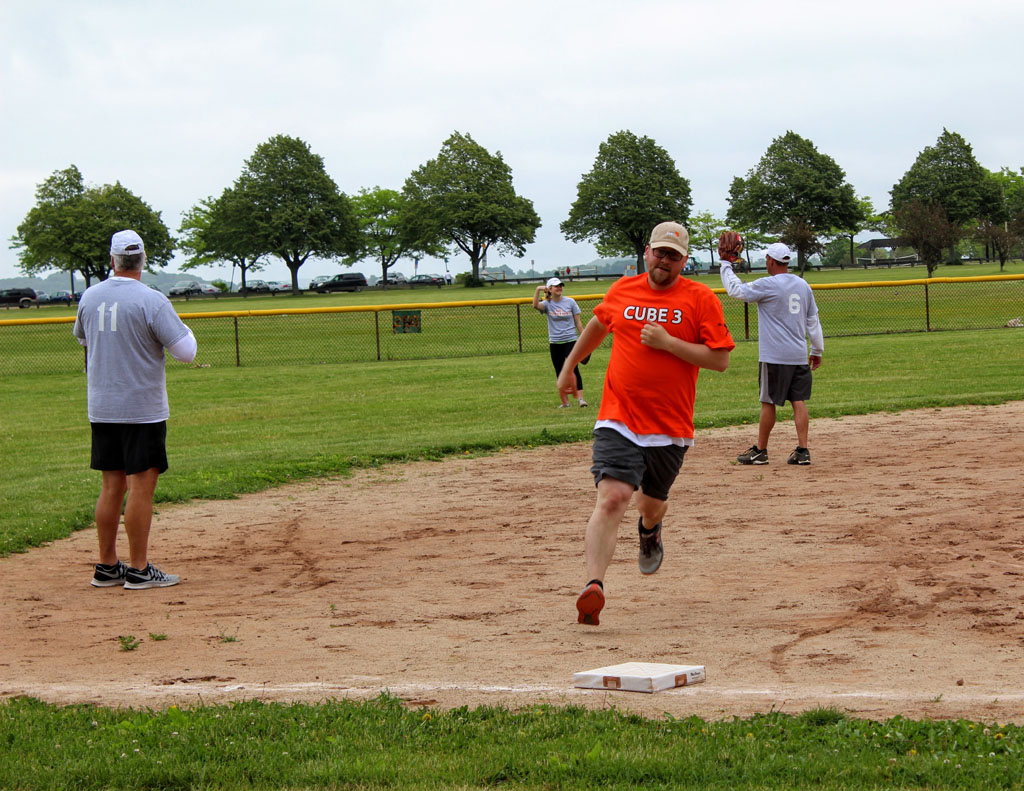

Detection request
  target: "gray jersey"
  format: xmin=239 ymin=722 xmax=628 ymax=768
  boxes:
xmin=538 ymin=296 xmax=581 ymax=343
xmin=720 ymin=265 xmax=824 ymax=364
xmin=73 ymin=277 xmax=191 ymax=423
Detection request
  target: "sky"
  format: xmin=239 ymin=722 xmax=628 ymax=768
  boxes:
xmin=2 ymin=0 xmax=1023 ymax=284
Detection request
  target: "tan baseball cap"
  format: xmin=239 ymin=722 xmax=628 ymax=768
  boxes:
xmin=649 ymin=222 xmax=689 ymax=255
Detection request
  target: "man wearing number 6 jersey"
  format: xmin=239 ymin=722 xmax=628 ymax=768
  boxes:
xmin=718 ymin=239 xmax=824 ymax=466
xmin=73 ymin=230 xmax=197 ymax=590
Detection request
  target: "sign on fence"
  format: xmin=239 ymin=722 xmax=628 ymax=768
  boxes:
xmin=392 ymin=309 xmax=421 ymax=334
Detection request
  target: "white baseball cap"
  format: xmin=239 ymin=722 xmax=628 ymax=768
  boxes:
xmin=545 ymin=277 xmax=563 ymax=288
xmin=110 ymin=229 xmax=145 ymax=256
xmin=765 ymin=242 xmax=794 ymax=264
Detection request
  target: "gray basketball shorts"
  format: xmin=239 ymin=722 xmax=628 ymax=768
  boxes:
xmin=590 ymin=427 xmax=688 ymax=501
xmin=758 ymin=362 xmax=812 ymax=406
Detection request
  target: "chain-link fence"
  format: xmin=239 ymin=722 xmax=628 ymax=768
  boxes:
xmin=2 ymin=276 xmax=1022 ymax=377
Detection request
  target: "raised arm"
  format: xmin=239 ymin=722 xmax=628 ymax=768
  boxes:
xmin=532 ymin=285 xmax=546 ymax=312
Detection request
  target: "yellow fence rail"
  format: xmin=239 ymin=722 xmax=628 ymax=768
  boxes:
xmin=2 ymin=275 xmax=1022 ymax=376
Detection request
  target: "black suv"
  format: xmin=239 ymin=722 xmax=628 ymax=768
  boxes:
xmin=0 ymin=288 xmax=38 ymax=309
xmin=316 ymin=273 xmax=367 ymax=293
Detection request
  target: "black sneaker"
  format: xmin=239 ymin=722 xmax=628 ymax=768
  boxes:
xmin=787 ymin=446 xmax=811 ymax=465
xmin=737 ymin=445 xmax=768 ymax=465
xmin=123 ymin=563 xmax=180 ymax=590
xmin=638 ymin=518 xmax=663 ymax=575
xmin=91 ymin=560 xmax=128 ymax=588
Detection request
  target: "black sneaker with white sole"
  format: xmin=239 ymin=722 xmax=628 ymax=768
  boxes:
xmin=638 ymin=517 xmax=663 ymax=575
xmin=737 ymin=445 xmax=768 ymax=465
xmin=123 ymin=563 xmax=180 ymax=590
xmin=91 ymin=560 xmax=128 ymax=587
xmin=787 ymin=446 xmax=811 ymax=465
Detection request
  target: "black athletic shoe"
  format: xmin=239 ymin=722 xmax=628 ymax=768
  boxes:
xmin=123 ymin=563 xmax=180 ymax=590
xmin=737 ymin=445 xmax=768 ymax=465
xmin=638 ymin=518 xmax=663 ymax=575
xmin=787 ymin=446 xmax=811 ymax=465
xmin=91 ymin=560 xmax=128 ymax=588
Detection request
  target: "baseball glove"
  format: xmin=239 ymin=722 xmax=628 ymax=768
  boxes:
xmin=718 ymin=231 xmax=744 ymax=263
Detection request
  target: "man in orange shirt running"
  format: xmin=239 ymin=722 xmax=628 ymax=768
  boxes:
xmin=556 ymin=221 xmax=735 ymax=625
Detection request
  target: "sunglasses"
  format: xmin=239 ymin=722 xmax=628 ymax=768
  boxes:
xmin=651 ymin=248 xmax=684 ymax=263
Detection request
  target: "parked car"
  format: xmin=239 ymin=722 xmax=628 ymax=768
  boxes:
xmin=199 ymin=284 xmax=220 ymax=294
xmin=308 ymin=275 xmax=332 ymax=290
xmin=316 ymin=272 xmax=367 ymax=293
xmin=0 ymin=288 xmax=37 ymax=309
xmin=409 ymin=274 xmax=445 ymax=287
xmin=34 ymin=291 xmax=51 ymax=304
xmin=268 ymin=281 xmax=292 ymax=292
xmin=238 ymin=279 xmax=271 ymax=294
xmin=169 ymin=280 xmax=203 ymax=296
xmin=380 ymin=271 xmax=407 ymax=286
xmin=49 ymin=290 xmax=74 ymax=305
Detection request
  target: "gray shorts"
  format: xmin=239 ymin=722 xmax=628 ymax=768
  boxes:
xmin=759 ymin=362 xmax=812 ymax=406
xmin=590 ymin=428 xmax=688 ymax=502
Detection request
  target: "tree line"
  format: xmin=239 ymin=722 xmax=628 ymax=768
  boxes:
xmin=11 ymin=128 xmax=1024 ymax=290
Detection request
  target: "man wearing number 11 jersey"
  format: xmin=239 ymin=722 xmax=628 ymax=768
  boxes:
xmin=74 ymin=230 xmax=197 ymax=590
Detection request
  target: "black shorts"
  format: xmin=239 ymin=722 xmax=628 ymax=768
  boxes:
xmin=90 ymin=422 xmax=168 ymax=475
xmin=758 ymin=362 xmax=812 ymax=406
xmin=590 ymin=427 xmax=688 ymax=501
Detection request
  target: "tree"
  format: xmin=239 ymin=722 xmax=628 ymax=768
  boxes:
xmin=178 ymin=186 xmax=268 ymax=291
xmin=976 ymin=218 xmax=1015 ymax=270
xmin=890 ymin=129 xmax=1001 ymax=263
xmin=893 ymin=200 xmax=962 ymax=275
xmin=235 ymin=134 xmax=359 ymax=291
xmin=825 ymin=196 xmax=886 ymax=269
xmin=977 ymin=167 xmax=1024 ymax=269
xmin=562 ymin=130 xmax=691 ymax=273
xmin=727 ymin=131 xmax=861 ymax=274
xmin=891 ymin=130 xmax=999 ymax=225
xmin=687 ymin=211 xmax=727 ymax=272
xmin=344 ymin=187 xmax=444 ymax=288
xmin=402 ymin=131 xmax=540 ymax=285
xmin=11 ymin=165 xmax=173 ymax=286
xmin=999 ymin=166 xmax=1024 ymax=218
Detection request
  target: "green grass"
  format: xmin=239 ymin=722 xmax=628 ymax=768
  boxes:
xmin=3 ymin=266 xmax=1023 ymax=376
xmin=2 ymin=329 xmax=1021 ymax=557
xmin=2 ymin=695 xmax=1022 ymax=790
xmin=3 ymin=279 xmax=1024 ymax=787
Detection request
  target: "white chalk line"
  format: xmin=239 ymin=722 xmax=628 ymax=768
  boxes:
xmin=8 ymin=680 xmax=1024 ymax=704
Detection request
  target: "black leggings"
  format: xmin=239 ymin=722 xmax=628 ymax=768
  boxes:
xmin=550 ymin=342 xmax=583 ymax=390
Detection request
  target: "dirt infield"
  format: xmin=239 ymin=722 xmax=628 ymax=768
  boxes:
xmin=4 ymin=402 xmax=1024 ymax=722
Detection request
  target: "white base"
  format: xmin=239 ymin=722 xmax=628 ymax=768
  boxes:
xmin=573 ymin=661 xmax=706 ymax=693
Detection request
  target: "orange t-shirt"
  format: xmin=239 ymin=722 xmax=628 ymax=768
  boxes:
xmin=593 ymin=274 xmax=735 ymax=438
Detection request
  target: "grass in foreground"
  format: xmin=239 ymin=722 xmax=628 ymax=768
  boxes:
xmin=2 ymin=695 xmax=1022 ymax=790
xmin=1 ymin=329 xmax=1021 ymax=556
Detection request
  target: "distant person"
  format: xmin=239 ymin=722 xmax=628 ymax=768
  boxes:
xmin=444 ymin=271 xmax=453 ymax=285
xmin=533 ymin=277 xmax=587 ymax=408
xmin=718 ymin=235 xmax=823 ymax=466
xmin=73 ymin=230 xmax=197 ymax=589
xmin=556 ymin=222 xmax=734 ymax=626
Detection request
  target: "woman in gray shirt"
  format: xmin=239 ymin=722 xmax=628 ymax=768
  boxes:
xmin=533 ymin=277 xmax=587 ymax=408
